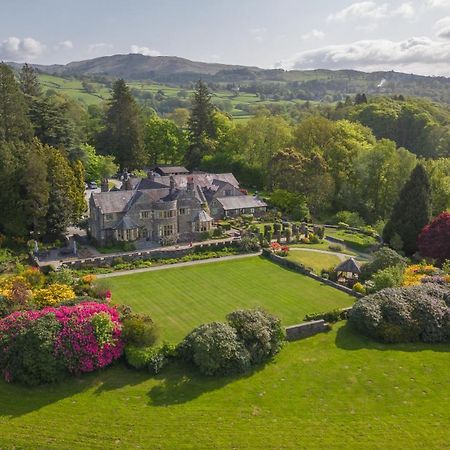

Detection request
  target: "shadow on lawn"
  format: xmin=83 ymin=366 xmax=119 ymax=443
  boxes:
xmin=0 ymin=362 xmax=146 ymax=418
xmin=335 ymin=322 xmax=450 ymax=353
xmin=147 ymin=361 xmax=267 ymax=407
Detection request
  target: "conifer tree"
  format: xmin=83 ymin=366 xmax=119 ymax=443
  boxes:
xmin=99 ymin=79 xmax=145 ymax=169
xmin=45 ymin=148 xmax=77 ymax=238
xmin=0 ymin=63 xmax=32 ymax=142
xmin=383 ymin=164 xmax=432 ymax=255
xmin=185 ymin=80 xmax=216 ymax=169
xmin=71 ymin=160 xmax=87 ymax=223
xmin=17 ymin=139 xmax=50 ymax=236
xmin=19 ymin=63 xmax=41 ymax=98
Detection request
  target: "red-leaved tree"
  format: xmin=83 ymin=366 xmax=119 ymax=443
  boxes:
xmin=418 ymin=212 xmax=450 ymax=262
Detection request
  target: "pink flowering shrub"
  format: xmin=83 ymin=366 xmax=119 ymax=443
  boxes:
xmin=0 ymin=302 xmax=123 ymax=384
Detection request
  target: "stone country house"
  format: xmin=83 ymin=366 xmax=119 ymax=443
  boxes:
xmin=89 ymin=168 xmax=267 ymax=245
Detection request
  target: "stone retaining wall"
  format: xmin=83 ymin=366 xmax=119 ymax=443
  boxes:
xmin=61 ymin=241 xmax=239 ymax=270
xmin=262 ymin=250 xmax=363 ymax=298
xmin=285 ymin=320 xmax=330 ymax=341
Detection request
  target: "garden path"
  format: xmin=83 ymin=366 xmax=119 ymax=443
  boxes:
xmin=96 ymin=252 xmax=262 ymax=278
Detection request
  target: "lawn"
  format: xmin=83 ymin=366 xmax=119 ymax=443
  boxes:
xmin=0 ymin=322 xmax=449 ymax=449
xmin=286 ymin=250 xmax=342 ymax=274
xmin=325 ymin=228 xmax=378 ymax=253
xmin=107 ymin=257 xmax=354 ymax=341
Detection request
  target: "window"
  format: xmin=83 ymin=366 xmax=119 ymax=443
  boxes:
xmin=140 ymin=210 xmax=151 ymax=219
xmin=158 ymin=210 xmax=176 ymax=219
xmin=104 ymin=213 xmax=113 ymax=221
xmin=179 ymin=207 xmax=189 ymax=215
xmin=160 ymin=224 xmax=174 ymax=236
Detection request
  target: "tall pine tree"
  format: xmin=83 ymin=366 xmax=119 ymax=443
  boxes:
xmin=19 ymin=63 xmax=41 ymax=98
xmin=0 ymin=63 xmax=32 ymax=142
xmin=98 ymin=79 xmax=145 ymax=170
xmin=185 ymin=80 xmax=216 ymax=169
xmin=383 ymin=164 xmax=432 ymax=255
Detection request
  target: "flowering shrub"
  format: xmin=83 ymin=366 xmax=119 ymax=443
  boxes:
xmin=22 ymin=267 xmax=45 ymax=288
xmin=33 ymin=283 xmax=76 ymax=307
xmin=0 ymin=302 xmax=123 ymax=384
xmin=402 ymin=264 xmax=440 ymax=286
xmin=270 ymin=242 xmax=289 ymax=257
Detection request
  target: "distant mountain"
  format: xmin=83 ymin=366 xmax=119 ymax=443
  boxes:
xmin=7 ymin=53 xmax=450 ymax=103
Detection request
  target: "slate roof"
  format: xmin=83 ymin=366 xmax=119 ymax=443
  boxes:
xmin=195 ymin=210 xmax=213 ymax=222
xmin=113 ymin=215 xmax=140 ymax=230
xmin=91 ymin=191 xmax=135 ymax=213
xmin=335 ymin=258 xmax=361 ymax=274
xmin=215 ymin=196 xmax=267 ymax=210
xmin=153 ymin=165 xmax=189 ymax=175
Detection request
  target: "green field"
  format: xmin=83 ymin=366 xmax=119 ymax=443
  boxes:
xmin=107 ymin=257 xmax=354 ymax=341
xmin=1 ymin=322 xmax=449 ymax=449
xmin=325 ymin=228 xmax=378 ymax=253
xmin=286 ymin=250 xmax=342 ymax=274
xmin=37 ymin=73 xmax=311 ymax=119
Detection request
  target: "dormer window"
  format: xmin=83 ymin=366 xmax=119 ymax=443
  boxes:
xmin=140 ymin=210 xmax=152 ymax=219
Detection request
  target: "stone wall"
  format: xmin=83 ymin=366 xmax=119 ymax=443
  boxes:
xmin=285 ymin=320 xmax=330 ymax=341
xmin=61 ymin=241 xmax=238 ymax=270
xmin=262 ymin=250 xmax=363 ymax=298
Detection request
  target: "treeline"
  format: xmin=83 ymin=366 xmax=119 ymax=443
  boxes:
xmin=0 ymin=64 xmax=86 ymax=240
xmin=2 ymin=64 xmax=450 ymax=241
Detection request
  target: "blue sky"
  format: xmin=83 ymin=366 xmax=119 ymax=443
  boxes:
xmin=2 ymin=0 xmax=450 ymax=75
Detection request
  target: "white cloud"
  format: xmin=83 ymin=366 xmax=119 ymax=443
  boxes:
xmin=0 ymin=36 xmax=44 ymax=61
xmin=301 ymin=29 xmax=325 ymax=41
xmin=55 ymin=40 xmax=73 ymax=50
xmin=435 ymin=17 xmax=450 ymax=39
xmin=250 ymin=27 xmax=268 ymax=43
xmin=327 ymin=1 xmax=414 ymax=23
xmin=278 ymin=37 xmax=450 ymax=76
xmin=426 ymin=0 xmax=450 ymax=8
xmin=88 ymin=42 xmax=114 ymax=54
xmin=130 ymin=45 xmax=161 ymax=57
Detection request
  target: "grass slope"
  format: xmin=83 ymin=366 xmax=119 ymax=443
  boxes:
xmin=286 ymin=251 xmax=342 ymax=274
xmin=0 ymin=323 xmax=449 ymax=449
xmin=107 ymin=257 xmax=354 ymax=341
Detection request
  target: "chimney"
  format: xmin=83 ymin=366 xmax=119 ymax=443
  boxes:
xmin=147 ymin=171 xmax=155 ymax=182
xmin=187 ymin=176 xmax=194 ymax=194
xmin=170 ymin=175 xmax=175 ymax=193
xmin=122 ymin=170 xmax=132 ymax=191
xmin=101 ymin=178 xmax=109 ymax=192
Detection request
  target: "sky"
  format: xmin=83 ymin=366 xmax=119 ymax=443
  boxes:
xmin=1 ymin=0 xmax=450 ymax=76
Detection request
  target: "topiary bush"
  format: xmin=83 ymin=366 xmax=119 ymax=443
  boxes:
xmin=349 ymin=284 xmax=450 ymax=343
xmin=121 ymin=313 xmax=159 ymax=347
xmin=178 ymin=322 xmax=251 ymax=376
xmin=226 ymin=309 xmax=284 ymax=365
xmin=124 ymin=343 xmax=176 ymax=373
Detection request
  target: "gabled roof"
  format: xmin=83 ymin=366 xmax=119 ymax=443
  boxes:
xmin=113 ymin=215 xmax=140 ymax=230
xmin=153 ymin=165 xmax=189 ymax=175
xmin=91 ymin=191 xmax=135 ymax=214
xmin=195 ymin=210 xmax=213 ymax=222
xmin=215 ymin=196 xmax=267 ymax=210
xmin=335 ymin=258 xmax=361 ymax=274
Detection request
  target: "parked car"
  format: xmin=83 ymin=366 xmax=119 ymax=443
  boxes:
xmin=87 ymin=181 xmax=98 ymax=189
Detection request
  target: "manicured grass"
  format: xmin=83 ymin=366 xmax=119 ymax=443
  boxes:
xmin=107 ymin=257 xmax=354 ymax=341
xmin=290 ymin=241 xmax=358 ymax=255
xmin=286 ymin=251 xmax=342 ymax=274
xmin=325 ymin=228 xmax=378 ymax=252
xmin=1 ymin=322 xmax=449 ymax=449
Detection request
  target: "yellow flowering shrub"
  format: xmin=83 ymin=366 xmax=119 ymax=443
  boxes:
xmin=81 ymin=274 xmax=96 ymax=284
xmin=0 ymin=276 xmax=32 ymax=299
xmin=402 ymin=264 xmax=440 ymax=286
xmin=33 ymin=284 xmax=76 ymax=307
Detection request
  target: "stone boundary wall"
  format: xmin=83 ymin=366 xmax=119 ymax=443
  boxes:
xmin=262 ymin=250 xmax=363 ymax=299
xmin=59 ymin=241 xmax=240 ymax=270
xmin=285 ymin=320 xmax=330 ymax=341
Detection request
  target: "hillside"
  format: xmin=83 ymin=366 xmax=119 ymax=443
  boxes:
xmin=8 ymin=53 xmax=450 ymax=104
